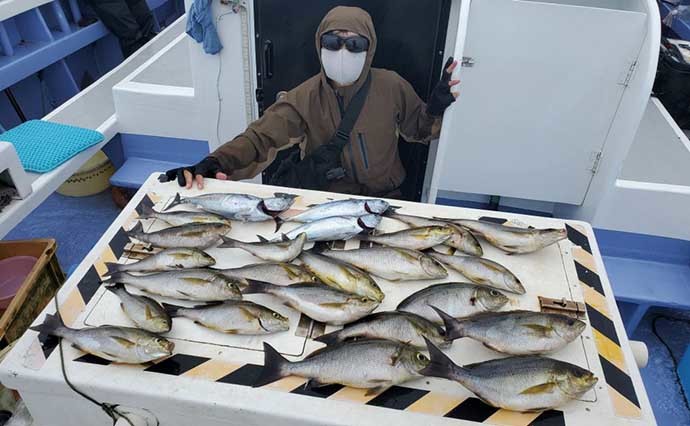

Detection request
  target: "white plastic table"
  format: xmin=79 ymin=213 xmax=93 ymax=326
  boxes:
xmin=0 ymin=174 xmax=656 ymax=426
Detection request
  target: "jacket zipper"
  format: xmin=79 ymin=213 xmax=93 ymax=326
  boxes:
xmin=357 ymin=133 xmax=369 ymax=169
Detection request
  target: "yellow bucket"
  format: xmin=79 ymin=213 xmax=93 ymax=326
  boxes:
xmin=57 ymin=151 xmax=115 ymax=197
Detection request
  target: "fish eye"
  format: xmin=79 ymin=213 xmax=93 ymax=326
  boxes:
xmin=489 ymin=290 xmax=500 ymax=297
xmin=360 ymin=297 xmax=369 ymax=303
xmin=155 ymin=338 xmax=165 ymax=344
xmin=416 ymin=353 xmax=428 ymax=362
xmin=272 ymin=312 xmax=281 ymax=319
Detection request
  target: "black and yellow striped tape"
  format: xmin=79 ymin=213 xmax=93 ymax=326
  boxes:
xmin=565 ymin=224 xmax=641 ymax=419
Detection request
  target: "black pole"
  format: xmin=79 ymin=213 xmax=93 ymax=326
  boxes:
xmin=4 ymin=88 xmax=27 ymax=123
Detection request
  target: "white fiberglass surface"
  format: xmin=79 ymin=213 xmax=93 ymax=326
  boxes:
xmin=620 ymin=98 xmax=690 ymax=186
xmin=518 ymin=0 xmax=645 ymax=13
xmin=132 ymin=36 xmax=192 ymax=88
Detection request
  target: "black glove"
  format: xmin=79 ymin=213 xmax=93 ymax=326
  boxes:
xmin=270 ymin=144 xmax=344 ymax=190
xmin=159 ymin=157 xmax=223 ymax=186
xmin=426 ymin=57 xmax=457 ymax=117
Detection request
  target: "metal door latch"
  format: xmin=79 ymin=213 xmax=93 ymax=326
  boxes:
xmin=539 ymin=296 xmax=587 ymax=319
xmin=461 ymin=56 xmax=475 ymax=67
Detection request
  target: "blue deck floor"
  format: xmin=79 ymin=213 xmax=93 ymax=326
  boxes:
xmin=3 ymin=191 xmax=690 ymax=425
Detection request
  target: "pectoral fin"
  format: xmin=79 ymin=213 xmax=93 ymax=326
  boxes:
xmin=519 ymin=382 xmax=557 ymax=395
xmin=365 ymin=386 xmax=388 ymax=397
xmin=522 ymin=324 xmax=554 ymax=336
xmin=111 ymin=336 xmax=136 ymax=348
xmin=145 ymin=306 xmax=154 ymax=320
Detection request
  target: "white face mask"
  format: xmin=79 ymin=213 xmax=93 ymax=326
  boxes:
xmin=321 ymin=48 xmax=366 ymax=86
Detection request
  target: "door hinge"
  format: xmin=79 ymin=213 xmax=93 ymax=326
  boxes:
xmin=588 ymin=151 xmax=602 ymax=174
xmin=461 ymin=56 xmax=475 ymax=67
xmin=620 ymin=60 xmax=638 ymax=87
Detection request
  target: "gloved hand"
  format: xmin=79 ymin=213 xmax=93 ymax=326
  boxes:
xmin=270 ymin=144 xmax=344 ymax=190
xmin=426 ymin=57 xmax=460 ymax=117
xmin=159 ymin=157 xmax=228 ymax=189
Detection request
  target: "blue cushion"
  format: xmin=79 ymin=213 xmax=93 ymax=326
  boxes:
xmin=1 ymin=120 xmax=104 ymax=173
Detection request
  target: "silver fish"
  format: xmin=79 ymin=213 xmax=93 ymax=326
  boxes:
xmin=432 ymin=308 xmax=586 ymax=355
xmin=163 ymin=301 xmax=289 ymax=335
xmin=387 ymin=212 xmax=483 ymax=256
xmin=428 ymin=252 xmax=525 ymax=294
xmin=277 ymin=198 xmax=389 ymax=228
xmin=242 ymin=281 xmax=379 ymax=325
xmin=319 ymin=247 xmax=447 ymax=281
xmin=30 ymin=314 xmax=173 ymax=364
xmin=396 ymin=283 xmax=509 ymax=323
xmin=254 ymin=339 xmax=429 ymax=393
xmin=216 ymin=262 xmax=317 ymax=286
xmin=446 ymin=219 xmax=567 ymax=254
xmin=106 ymin=284 xmax=171 ymax=333
xmin=298 ymin=251 xmax=384 ymax=301
xmin=105 ymin=248 xmax=216 ymax=274
xmin=219 ymin=233 xmax=307 ymax=262
xmin=127 ymin=221 xmax=230 ymax=249
xmin=165 ymin=192 xmax=296 ymax=222
xmin=360 ymin=226 xmax=454 ymax=250
xmin=315 ymin=311 xmax=448 ymax=349
xmin=422 ymin=339 xmax=597 ymax=412
xmin=280 ymin=215 xmax=381 ymax=242
xmin=138 ymin=204 xmax=231 ymax=227
xmin=104 ymin=270 xmax=242 ymax=301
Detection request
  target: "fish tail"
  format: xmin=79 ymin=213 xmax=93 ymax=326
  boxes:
xmin=163 ymin=193 xmax=183 ymax=211
xmin=274 ymin=192 xmax=298 ymax=200
xmin=274 ymin=216 xmax=286 ymax=232
xmin=138 ymin=203 xmax=157 ymax=219
xmin=242 ymin=279 xmax=274 ymax=295
xmin=105 ymin=283 xmax=126 ymax=294
xmin=218 ymin=235 xmax=239 ymax=249
xmin=104 ymin=262 xmax=123 ymax=275
xmin=429 ymin=306 xmax=464 ymax=340
xmin=313 ymin=329 xmax=342 ymax=346
xmin=101 ymin=271 xmax=126 ymax=286
xmin=127 ymin=221 xmax=144 ymax=236
xmin=254 ymin=342 xmax=291 ymax=387
xmin=382 ymin=206 xmax=399 ymax=216
xmin=29 ymin=313 xmax=66 ymax=337
xmin=420 ymin=337 xmax=462 ymax=380
xmin=161 ymin=303 xmax=183 ymax=318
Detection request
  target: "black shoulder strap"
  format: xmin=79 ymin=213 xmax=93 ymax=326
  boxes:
xmin=330 ymin=72 xmax=372 ymax=150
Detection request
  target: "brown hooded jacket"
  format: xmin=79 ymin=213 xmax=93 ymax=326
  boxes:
xmin=209 ymin=6 xmax=439 ymax=195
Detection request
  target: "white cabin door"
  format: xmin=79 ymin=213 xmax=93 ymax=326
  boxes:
xmin=433 ymin=0 xmax=646 ymax=204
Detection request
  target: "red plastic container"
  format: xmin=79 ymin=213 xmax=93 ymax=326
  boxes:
xmin=0 ymin=256 xmax=38 ymax=309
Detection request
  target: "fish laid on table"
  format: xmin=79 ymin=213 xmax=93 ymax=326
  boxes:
xmin=105 ymin=248 xmax=216 ymax=274
xmin=298 ymin=251 xmax=384 ymax=302
xmin=163 ymin=301 xmax=289 ymax=335
xmin=319 ymin=247 xmax=447 ymax=281
xmin=106 ymin=284 xmax=171 ymax=333
xmin=422 ymin=338 xmax=597 ymax=412
xmin=315 ymin=311 xmax=448 ymax=349
xmin=275 ymin=198 xmax=390 ymax=230
xmin=428 ymin=252 xmax=524 ymax=294
xmin=359 ymin=226 xmax=454 ymax=251
xmin=431 ymin=307 xmax=586 ymax=355
xmin=396 ymin=282 xmax=508 ymax=323
xmin=216 ymin=262 xmax=317 ymax=286
xmin=219 ymin=233 xmax=307 ymax=262
xmin=386 ymin=212 xmax=483 ymax=256
xmin=104 ymin=270 xmax=242 ymax=302
xmin=279 ymin=214 xmax=381 ymax=242
xmin=439 ymin=219 xmax=567 ymax=254
xmin=138 ymin=204 xmax=231 ymax=227
xmin=242 ymin=281 xmax=379 ymax=325
xmin=127 ymin=222 xmax=230 ymax=249
xmin=254 ymin=339 xmax=429 ymax=393
xmin=165 ymin=192 xmax=296 ymax=222
xmin=30 ymin=314 xmax=173 ymax=364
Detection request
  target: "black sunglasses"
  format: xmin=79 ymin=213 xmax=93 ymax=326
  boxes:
xmin=321 ymin=33 xmax=370 ymax=53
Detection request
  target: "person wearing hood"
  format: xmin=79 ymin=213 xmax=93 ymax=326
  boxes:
xmin=163 ymin=6 xmax=459 ymax=197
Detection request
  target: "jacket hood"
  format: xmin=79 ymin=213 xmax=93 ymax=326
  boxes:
xmin=315 ymin=6 xmax=377 ymax=93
